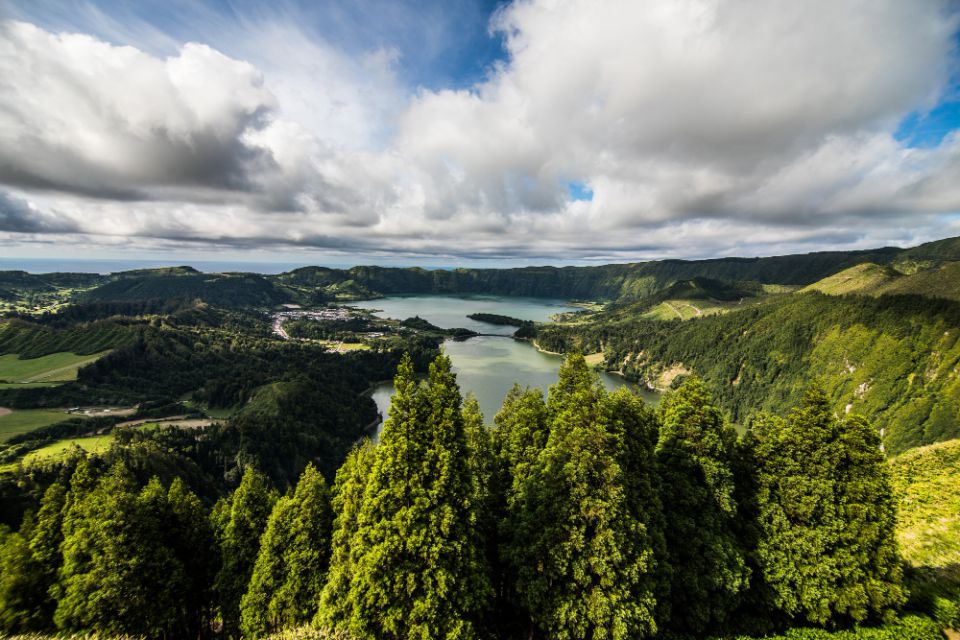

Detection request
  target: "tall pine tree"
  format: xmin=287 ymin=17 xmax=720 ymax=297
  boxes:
xmin=241 ymin=463 xmax=333 ymax=637
xmin=656 ymin=377 xmax=749 ymax=633
xmin=507 ymin=354 xmax=660 ymax=639
xmin=316 ymin=440 xmax=376 ymax=630
xmin=55 ymin=465 xmax=196 ymax=637
xmin=752 ymin=388 xmax=906 ymax=625
xmin=832 ymin=415 xmax=906 ymax=621
xmin=335 ymin=353 xmax=492 ymax=640
xmin=214 ymin=466 xmax=278 ymax=638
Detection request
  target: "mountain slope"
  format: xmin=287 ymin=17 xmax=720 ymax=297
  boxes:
xmin=802 ymin=260 xmax=960 ymax=301
xmin=536 ymin=292 xmax=960 ymax=454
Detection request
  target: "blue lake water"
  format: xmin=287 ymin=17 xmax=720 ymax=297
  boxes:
xmin=352 ymin=294 xmax=658 ymax=431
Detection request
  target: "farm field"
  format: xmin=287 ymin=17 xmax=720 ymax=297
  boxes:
xmin=0 ymin=350 xmax=111 ymax=383
xmin=0 ymin=408 xmax=74 ymax=442
xmin=15 ymin=434 xmax=114 ymax=468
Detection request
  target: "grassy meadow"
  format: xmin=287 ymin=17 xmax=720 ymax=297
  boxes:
xmin=0 ymin=350 xmax=111 ymax=383
xmin=0 ymin=408 xmax=75 ymax=442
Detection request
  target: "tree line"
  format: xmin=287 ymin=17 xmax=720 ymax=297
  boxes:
xmin=0 ymin=353 xmax=908 ymax=638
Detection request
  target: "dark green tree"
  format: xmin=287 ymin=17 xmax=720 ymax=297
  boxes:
xmin=241 ymin=463 xmax=333 ymax=637
xmin=0 ymin=522 xmax=42 ymax=633
xmin=752 ymin=386 xmax=842 ymax=625
xmin=831 ymin=415 xmax=906 ymax=621
xmin=605 ymin=387 xmax=668 ymax=614
xmin=28 ymin=481 xmax=68 ymax=626
xmin=55 ymin=464 xmax=184 ymax=636
xmin=753 ymin=389 xmax=906 ymax=626
xmin=166 ymin=478 xmax=217 ymax=638
xmin=0 ymin=480 xmax=68 ymax=633
xmin=316 ymin=440 xmax=376 ymax=630
xmin=492 ymin=385 xmax=551 ymax=634
xmin=494 ymin=384 xmax=550 ymax=482
xmin=656 ymin=377 xmax=749 ymax=633
xmin=336 ymin=353 xmax=492 ymax=639
xmin=214 ymin=466 xmax=278 ymax=638
xmin=508 ymin=354 xmax=660 ymax=639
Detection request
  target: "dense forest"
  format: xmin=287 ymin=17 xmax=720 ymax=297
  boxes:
xmin=1 ymin=353 xmax=944 ymax=639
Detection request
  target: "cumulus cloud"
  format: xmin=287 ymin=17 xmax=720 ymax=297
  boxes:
xmin=1 ymin=1 xmax=960 ymax=261
xmin=0 ymin=20 xmax=282 ymax=201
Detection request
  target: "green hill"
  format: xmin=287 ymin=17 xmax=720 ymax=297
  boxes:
xmin=83 ymin=272 xmax=293 ymax=308
xmin=901 ymin=235 xmax=960 ymax=262
xmin=802 ymin=260 xmax=960 ymax=301
xmin=889 ymin=439 xmax=960 ymax=623
xmin=800 ymin=263 xmax=898 ymax=295
xmin=890 ymin=438 xmax=960 ymax=569
xmin=876 ymin=261 xmax=960 ymax=301
xmin=536 ymin=292 xmax=960 ymax=454
xmin=265 ymin=245 xmax=905 ymax=303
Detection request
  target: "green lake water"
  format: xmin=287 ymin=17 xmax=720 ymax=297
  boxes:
xmin=351 ymin=295 xmax=658 ymax=433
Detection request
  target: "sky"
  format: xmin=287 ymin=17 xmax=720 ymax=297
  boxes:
xmin=1 ymin=0 xmax=960 ymax=267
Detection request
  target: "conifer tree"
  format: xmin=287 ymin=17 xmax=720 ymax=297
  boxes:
xmin=753 ymin=389 xmax=906 ymax=625
xmin=338 ymin=353 xmax=492 ymax=640
xmin=0 ymin=522 xmax=42 ymax=633
xmin=0 ymin=481 xmax=67 ymax=633
xmin=494 ymin=383 xmax=550 ymax=481
xmin=166 ymin=478 xmax=217 ymax=638
xmin=133 ymin=477 xmax=193 ymax=637
xmin=752 ymin=386 xmax=842 ymax=625
xmin=214 ymin=466 xmax=278 ymax=638
xmin=28 ymin=481 xmax=68 ymax=625
xmin=242 ymin=464 xmax=332 ymax=637
xmin=656 ymin=377 xmax=748 ymax=633
xmin=605 ymin=387 xmax=668 ymax=613
xmin=242 ymin=494 xmax=296 ymax=637
xmin=832 ymin=415 xmax=906 ymax=621
xmin=316 ymin=440 xmax=376 ymax=630
xmin=508 ymin=354 xmax=659 ymax=639
xmin=493 ymin=384 xmax=550 ymax=633
xmin=56 ymin=464 xmax=179 ymax=635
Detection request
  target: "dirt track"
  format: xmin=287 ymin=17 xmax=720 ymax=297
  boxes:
xmin=0 ymin=407 xmax=11 ymax=417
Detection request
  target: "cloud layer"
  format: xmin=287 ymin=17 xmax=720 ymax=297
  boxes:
xmin=1 ymin=0 xmax=959 ymax=262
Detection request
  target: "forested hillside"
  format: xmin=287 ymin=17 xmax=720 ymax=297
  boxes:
xmin=275 ymin=246 xmax=901 ymax=302
xmin=0 ymin=354 xmax=946 ymax=639
xmin=537 ymin=293 xmax=960 ymax=454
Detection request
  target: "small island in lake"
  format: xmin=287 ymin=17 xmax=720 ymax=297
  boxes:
xmin=467 ymin=312 xmax=530 ymax=327
xmin=468 ymin=312 xmax=537 ymax=339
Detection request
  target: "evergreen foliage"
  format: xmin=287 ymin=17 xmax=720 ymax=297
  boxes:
xmin=316 ymin=441 xmax=376 ymax=631
xmin=506 ymin=354 xmax=660 ymax=639
xmin=656 ymin=377 xmax=749 ymax=633
xmin=751 ymin=388 xmax=905 ymax=625
xmin=0 ymin=355 xmax=918 ymax=639
xmin=53 ymin=462 xmax=212 ymax=637
xmin=325 ymin=354 xmax=492 ymax=639
xmin=215 ymin=467 xmax=278 ymax=638
xmin=241 ymin=464 xmax=333 ymax=638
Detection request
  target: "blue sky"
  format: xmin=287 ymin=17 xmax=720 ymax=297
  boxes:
xmin=1 ymin=0 xmax=960 ymax=266
xmin=7 ymin=0 xmax=510 ymax=90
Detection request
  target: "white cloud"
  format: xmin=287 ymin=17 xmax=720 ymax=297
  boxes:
xmin=1 ymin=1 xmax=959 ymax=262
